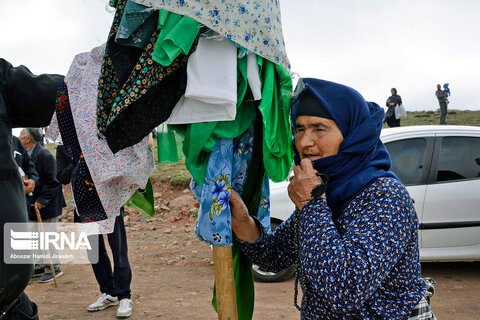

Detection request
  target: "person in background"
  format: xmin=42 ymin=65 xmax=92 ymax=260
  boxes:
xmin=12 ymin=135 xmax=45 ymax=278
xmin=55 ymin=144 xmax=133 ymax=319
xmin=12 ymin=135 xmax=38 ymax=197
xmin=0 ymin=57 xmax=63 ymax=320
xmin=19 ymin=128 xmax=64 ymax=283
xmin=384 ymin=88 xmax=402 ymax=127
xmin=230 ymin=78 xmax=436 ymax=319
xmin=436 ymin=84 xmax=448 ymax=124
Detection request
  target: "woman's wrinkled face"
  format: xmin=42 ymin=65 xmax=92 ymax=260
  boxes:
xmin=295 ymin=115 xmax=344 ymax=161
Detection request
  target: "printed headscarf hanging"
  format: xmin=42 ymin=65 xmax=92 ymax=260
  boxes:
xmin=115 ymin=0 xmax=158 ymax=49
xmin=131 ymin=0 xmax=291 ymax=70
xmin=97 ymin=0 xmax=196 ymax=153
xmin=55 ymin=81 xmax=108 ymax=223
xmin=64 ymin=46 xmax=155 ymax=234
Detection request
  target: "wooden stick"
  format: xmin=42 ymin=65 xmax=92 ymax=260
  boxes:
xmin=34 ymin=206 xmax=58 ymax=287
xmin=213 ymin=246 xmax=238 ymax=320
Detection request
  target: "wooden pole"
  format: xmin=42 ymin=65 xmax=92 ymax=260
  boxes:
xmin=213 ymin=246 xmax=238 ymax=320
xmin=34 ymin=206 xmax=58 ymax=287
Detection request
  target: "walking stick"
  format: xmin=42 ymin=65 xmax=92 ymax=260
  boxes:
xmin=213 ymin=246 xmax=238 ymax=320
xmin=34 ymin=206 xmax=58 ymax=287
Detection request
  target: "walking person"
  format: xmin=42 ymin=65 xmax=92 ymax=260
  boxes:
xmin=436 ymin=84 xmax=448 ymax=124
xmin=19 ymin=128 xmax=65 ymax=282
xmin=56 ymin=144 xmax=133 ymax=319
xmin=384 ymin=88 xmax=402 ymax=127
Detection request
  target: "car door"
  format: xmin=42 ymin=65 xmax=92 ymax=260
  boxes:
xmin=421 ymin=135 xmax=480 ymax=260
xmin=383 ymin=136 xmax=434 ymax=248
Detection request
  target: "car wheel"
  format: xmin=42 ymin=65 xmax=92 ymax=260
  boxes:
xmin=251 ymin=220 xmax=296 ymax=282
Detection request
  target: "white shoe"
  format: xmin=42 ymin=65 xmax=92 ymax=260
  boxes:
xmin=87 ymin=293 xmax=119 ymax=312
xmin=116 ymin=298 xmax=133 ymax=319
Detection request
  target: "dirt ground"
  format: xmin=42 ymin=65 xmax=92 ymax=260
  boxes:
xmin=25 ymin=183 xmax=480 ymax=319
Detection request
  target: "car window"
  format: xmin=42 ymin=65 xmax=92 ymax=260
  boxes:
xmin=436 ymin=137 xmax=480 ymax=182
xmin=385 ymin=138 xmax=427 ymax=185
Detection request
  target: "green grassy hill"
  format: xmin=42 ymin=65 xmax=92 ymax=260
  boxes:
xmin=393 ymin=109 xmax=480 ymax=127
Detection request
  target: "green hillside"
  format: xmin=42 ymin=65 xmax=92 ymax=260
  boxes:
xmin=392 ymin=109 xmax=480 ymax=127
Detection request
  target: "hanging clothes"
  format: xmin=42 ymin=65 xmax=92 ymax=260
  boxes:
xmin=152 ymin=9 xmax=200 ymax=66
xmin=247 ymin=53 xmax=262 ymax=101
xmin=166 ymin=37 xmax=238 ymax=124
xmin=256 ymin=57 xmax=293 ymax=182
xmin=192 ymin=124 xmax=270 ymax=246
xmin=115 ymin=0 xmax=158 ymax=49
xmin=131 ymin=0 xmax=291 ymax=70
xmin=54 ymin=81 xmax=108 ymax=224
xmin=172 ymin=56 xmax=256 ymax=187
xmin=172 ymin=54 xmax=292 ymax=186
xmin=53 ymin=45 xmax=155 ymax=234
xmin=97 ymin=0 xmax=197 ymax=153
xmin=193 ymin=118 xmax=269 ymax=320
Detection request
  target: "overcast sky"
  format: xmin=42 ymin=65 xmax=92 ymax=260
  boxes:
xmin=1 ymin=0 xmax=479 ymax=112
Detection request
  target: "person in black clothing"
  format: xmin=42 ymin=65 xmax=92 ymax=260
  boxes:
xmin=11 ymin=135 xmax=39 ymax=195
xmin=19 ymin=128 xmax=65 ymax=283
xmin=0 ymin=58 xmax=62 ymax=319
xmin=384 ymin=88 xmax=402 ymax=127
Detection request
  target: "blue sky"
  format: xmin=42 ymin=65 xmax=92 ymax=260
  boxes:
xmin=1 ymin=0 xmax=479 ymax=112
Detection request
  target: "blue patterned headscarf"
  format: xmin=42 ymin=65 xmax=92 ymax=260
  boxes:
xmin=291 ymin=78 xmax=399 ymax=218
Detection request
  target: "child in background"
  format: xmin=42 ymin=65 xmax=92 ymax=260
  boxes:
xmin=443 ymin=83 xmax=451 ymax=105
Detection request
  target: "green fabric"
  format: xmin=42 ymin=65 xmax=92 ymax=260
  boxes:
xmin=256 ymin=57 xmax=294 ymax=182
xmin=173 ymin=56 xmax=256 ymax=187
xmin=157 ymin=124 xmax=179 ymax=163
xmin=153 ymin=10 xmax=200 ymax=67
xmin=125 ymin=179 xmax=155 ymax=218
xmin=212 ymin=113 xmax=265 ymax=319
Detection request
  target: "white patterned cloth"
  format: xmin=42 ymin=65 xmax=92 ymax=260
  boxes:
xmin=131 ymin=0 xmax=291 ymax=70
xmin=50 ymin=46 xmax=155 ymax=234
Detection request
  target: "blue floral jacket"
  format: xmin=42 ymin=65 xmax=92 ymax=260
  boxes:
xmin=239 ymin=177 xmax=426 ymax=319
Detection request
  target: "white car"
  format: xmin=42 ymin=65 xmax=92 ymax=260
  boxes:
xmin=253 ymin=125 xmax=480 ymax=282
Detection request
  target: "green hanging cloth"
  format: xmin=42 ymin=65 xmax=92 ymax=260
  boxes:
xmin=157 ymin=123 xmax=179 ymax=163
xmin=125 ymin=179 xmax=155 ymax=218
xmin=153 ymin=10 xmax=201 ymax=67
xmin=257 ymin=57 xmax=293 ymax=182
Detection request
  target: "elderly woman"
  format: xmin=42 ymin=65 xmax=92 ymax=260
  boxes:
xmin=230 ymin=79 xmax=435 ymax=319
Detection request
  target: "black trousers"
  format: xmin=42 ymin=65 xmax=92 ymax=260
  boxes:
xmin=386 ymin=115 xmax=401 ymax=127
xmin=0 ymin=178 xmax=33 ymax=307
xmin=0 ymin=293 xmax=38 ymax=320
xmin=439 ymin=101 xmax=447 ymax=124
xmin=87 ymin=208 xmax=132 ymax=300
